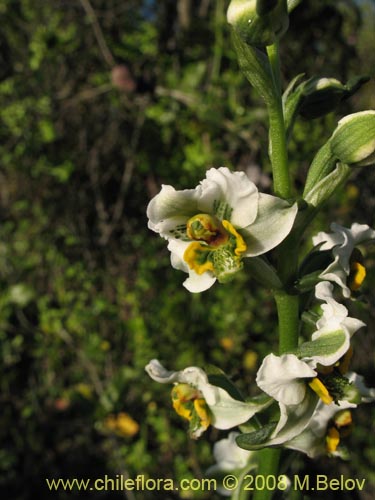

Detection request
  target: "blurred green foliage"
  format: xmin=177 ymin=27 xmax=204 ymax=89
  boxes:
xmin=0 ymin=0 xmax=374 ymax=499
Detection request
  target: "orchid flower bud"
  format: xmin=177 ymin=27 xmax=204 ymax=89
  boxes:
xmin=227 ymin=0 xmax=289 ymax=46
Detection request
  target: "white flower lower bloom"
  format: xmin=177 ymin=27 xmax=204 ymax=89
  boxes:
xmin=145 ymin=359 xmax=271 ymax=438
xmin=147 ymin=167 xmax=298 ymax=292
xmin=209 ymin=432 xmax=255 ymax=472
xmin=312 ymin=222 xmax=375 ymax=297
xmin=206 ymin=432 xmax=258 ymax=497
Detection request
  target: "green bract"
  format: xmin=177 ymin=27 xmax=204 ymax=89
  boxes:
xmin=331 ymin=111 xmax=375 ymax=167
xmin=227 ymin=0 xmax=289 ymax=47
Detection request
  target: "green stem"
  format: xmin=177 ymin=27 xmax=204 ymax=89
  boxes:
xmin=266 ymin=43 xmax=290 ymax=199
xmin=275 ymin=291 xmax=299 ymax=354
xmin=251 ymin=45 xmax=299 ymax=500
xmin=252 ymin=449 xmax=281 ymax=500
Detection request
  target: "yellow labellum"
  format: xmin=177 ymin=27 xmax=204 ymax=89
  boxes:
xmin=349 ymin=261 xmax=366 ymax=291
xmin=183 ymin=242 xmax=214 ymax=275
xmin=194 ymin=398 xmax=211 ymax=430
xmin=183 ymin=218 xmax=247 ymax=276
xmin=334 ymin=409 xmax=352 ymax=428
xmin=308 ymin=378 xmax=333 ymax=405
xmin=326 ymin=427 xmax=340 ymax=453
xmin=222 ymin=220 xmax=247 ymax=256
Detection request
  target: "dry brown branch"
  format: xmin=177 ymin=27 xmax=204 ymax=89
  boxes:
xmin=79 ymin=0 xmax=116 ymax=67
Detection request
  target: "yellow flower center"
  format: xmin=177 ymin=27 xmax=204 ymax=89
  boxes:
xmin=186 ymin=214 xmax=228 ymax=246
xmin=171 ymin=384 xmax=211 ymax=432
xmin=308 ymin=377 xmax=333 ymax=405
xmin=183 ymin=215 xmax=247 ymax=279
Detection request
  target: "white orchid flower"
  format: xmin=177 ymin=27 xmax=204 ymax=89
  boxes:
xmin=145 ymin=359 xmax=271 ymax=438
xmin=312 ymin=222 xmax=375 ymax=297
xmin=147 ymin=167 xmax=298 ymax=292
xmin=256 ymin=282 xmax=365 ymax=405
xmin=284 ymin=372 xmax=375 ymax=458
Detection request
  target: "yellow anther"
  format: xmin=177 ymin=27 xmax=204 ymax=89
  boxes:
xmin=308 ymin=378 xmax=333 ymax=405
xmin=326 ymin=427 xmax=340 ymax=453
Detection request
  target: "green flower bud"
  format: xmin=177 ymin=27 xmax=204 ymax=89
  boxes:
xmin=330 ymin=111 xmax=375 ymax=167
xmin=227 ymin=0 xmax=289 ymax=47
xmin=286 ymin=75 xmax=370 ymax=120
xmin=299 ymin=78 xmax=346 ymax=119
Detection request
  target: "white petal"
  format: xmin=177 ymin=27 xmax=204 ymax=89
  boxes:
xmin=212 ymin=432 xmax=253 ymax=471
xmin=168 ymin=240 xmax=190 ymax=272
xmin=318 ymin=260 xmax=351 ymax=297
xmin=197 ymin=167 xmax=259 ymax=227
xmin=315 ymin=281 xmax=366 ymax=335
xmin=312 ymin=228 xmax=345 ymax=250
xmin=145 ymin=359 xmax=181 ymax=384
xmin=167 ymin=240 xmax=217 ymax=292
xmin=242 ymin=195 xmax=298 ymax=257
xmin=145 ymin=360 xmax=212 ymax=388
xmin=256 ymin=354 xmax=316 ymax=405
xmin=147 ymin=184 xmax=198 ymax=236
xmin=183 ymin=271 xmax=217 ymax=293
